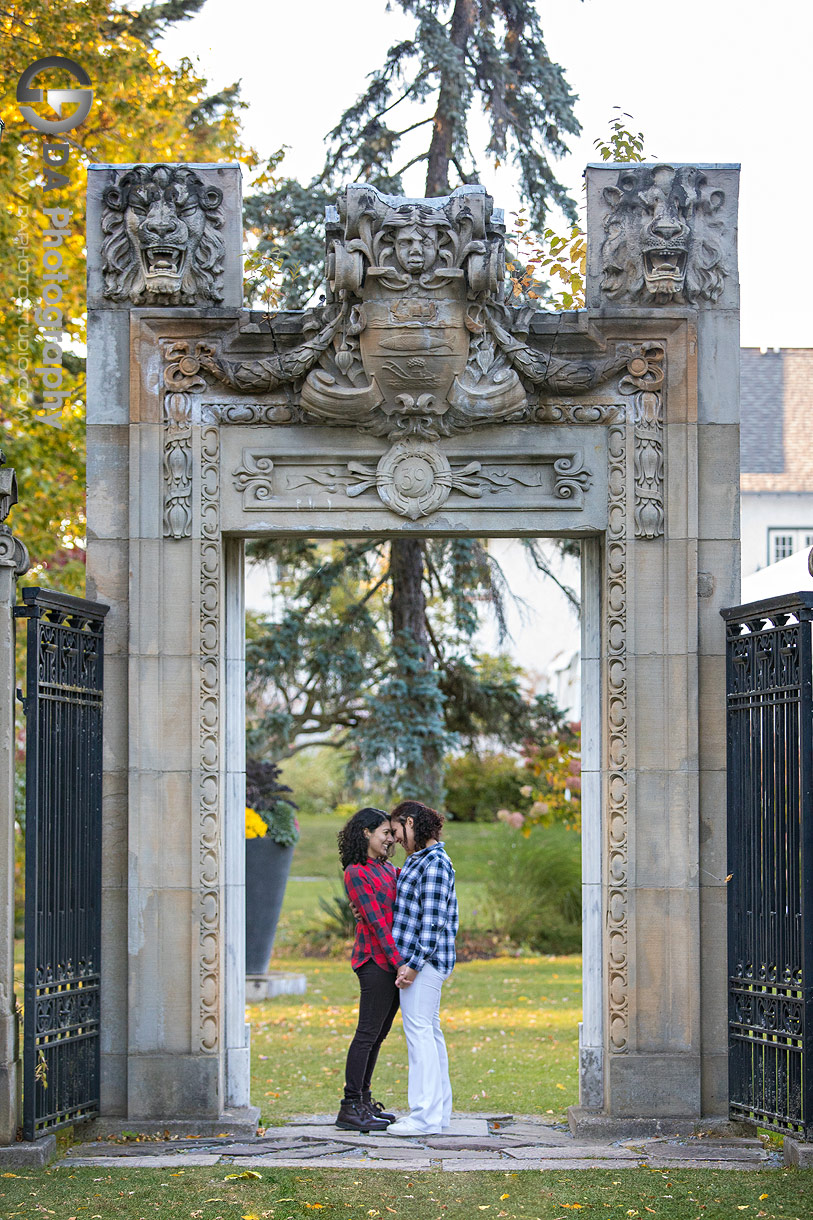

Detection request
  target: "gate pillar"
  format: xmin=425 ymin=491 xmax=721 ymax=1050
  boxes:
xmin=582 ymin=162 xmax=741 ymax=1122
xmin=85 ymin=163 xmax=248 ymax=1123
xmin=0 ymin=456 xmax=29 ymax=1143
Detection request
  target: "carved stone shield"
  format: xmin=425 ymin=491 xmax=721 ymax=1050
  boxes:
xmin=358 ymin=269 xmax=469 ymax=421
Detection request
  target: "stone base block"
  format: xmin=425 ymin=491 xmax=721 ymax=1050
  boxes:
xmin=77 ymin=1105 xmax=261 ymax=1141
xmin=568 ymin=1107 xmax=758 ymax=1142
xmin=0 ymin=1135 xmax=56 ymax=1167
xmin=783 ymin=1137 xmax=813 ymax=1167
xmin=246 ymin=972 xmax=307 ymax=1000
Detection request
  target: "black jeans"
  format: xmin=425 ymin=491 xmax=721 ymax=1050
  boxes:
xmin=343 ymin=959 xmax=400 ymax=1101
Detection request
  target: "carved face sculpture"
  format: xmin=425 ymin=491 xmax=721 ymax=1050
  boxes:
xmin=394 ymin=223 xmax=440 ymax=275
xmin=101 ymin=165 xmax=224 ymax=305
xmin=600 ymin=164 xmax=726 ymax=305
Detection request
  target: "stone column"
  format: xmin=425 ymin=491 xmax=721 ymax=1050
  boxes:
xmin=85 ymin=163 xmax=247 ymax=1122
xmin=583 ymin=162 xmax=740 ymax=1122
xmin=0 ymin=457 xmax=29 ymax=1143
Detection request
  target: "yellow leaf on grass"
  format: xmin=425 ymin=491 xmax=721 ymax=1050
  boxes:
xmin=243 ymin=1214 xmax=261 ymax=1219
xmin=224 ymin=1171 xmax=262 ymax=1180
xmin=500 ymin=1195 xmax=510 ymax=1201
xmin=2 ymin=1173 xmax=19 ymax=1178
xmin=759 ymin=1197 xmax=769 ymax=1202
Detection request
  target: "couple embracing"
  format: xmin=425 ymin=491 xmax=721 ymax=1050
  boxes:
xmin=336 ymin=800 xmax=459 ymax=1136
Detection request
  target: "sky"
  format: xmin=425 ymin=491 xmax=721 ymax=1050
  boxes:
xmin=159 ymin=0 xmax=813 ymax=349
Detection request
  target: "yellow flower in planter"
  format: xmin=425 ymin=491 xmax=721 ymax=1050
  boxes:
xmin=245 ymin=807 xmax=268 ymax=838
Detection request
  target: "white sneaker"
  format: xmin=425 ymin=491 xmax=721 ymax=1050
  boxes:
xmin=384 ymin=1118 xmax=441 ymax=1136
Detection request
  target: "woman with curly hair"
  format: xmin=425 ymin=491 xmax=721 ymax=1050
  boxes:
xmin=335 ymin=807 xmax=404 ymax=1133
xmin=386 ymin=800 xmax=459 ymax=1136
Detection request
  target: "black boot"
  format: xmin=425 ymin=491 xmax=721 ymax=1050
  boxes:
xmin=362 ymin=1090 xmax=395 ymax=1122
xmin=336 ymin=1098 xmax=389 ymax=1132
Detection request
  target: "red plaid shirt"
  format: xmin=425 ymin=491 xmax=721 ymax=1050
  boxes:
xmin=343 ymin=859 xmax=403 ymax=972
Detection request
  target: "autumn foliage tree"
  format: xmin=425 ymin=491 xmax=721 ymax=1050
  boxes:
xmin=0 ymin=0 xmax=255 ymax=592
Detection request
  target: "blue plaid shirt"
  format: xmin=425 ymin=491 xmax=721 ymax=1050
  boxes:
xmin=392 ymin=842 xmax=459 ymax=975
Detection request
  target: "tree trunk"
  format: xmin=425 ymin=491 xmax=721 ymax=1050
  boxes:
xmin=387 ymin=1 xmax=476 ymax=802
xmin=389 ymin=538 xmax=442 ymax=799
xmin=390 ymin=538 xmax=430 ymax=658
xmin=425 ymin=0 xmax=477 ymax=196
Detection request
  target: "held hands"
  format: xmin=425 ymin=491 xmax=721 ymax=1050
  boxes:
xmin=396 ymin=964 xmax=417 ymax=989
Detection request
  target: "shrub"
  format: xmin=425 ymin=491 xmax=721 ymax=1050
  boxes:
xmin=246 ymin=756 xmax=299 ymax=845
xmin=485 ymin=823 xmax=581 ymax=954
xmin=444 ymin=752 xmax=531 ymax=822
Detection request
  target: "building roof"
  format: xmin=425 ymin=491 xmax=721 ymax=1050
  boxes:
xmin=741 ymin=348 xmax=813 ymax=491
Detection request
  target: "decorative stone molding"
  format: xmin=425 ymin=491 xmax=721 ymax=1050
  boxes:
xmin=199 ymin=426 xmax=221 ymax=1054
xmin=231 ymin=443 xmax=593 ymax=521
xmin=605 ymin=424 xmax=629 ymax=1055
xmin=600 ymin=164 xmax=727 ymax=305
xmin=163 ymin=392 xmax=193 ymax=539
xmin=101 ymin=165 xmax=225 ymax=306
xmin=617 ymin=343 xmax=665 ymax=539
xmin=632 ymin=391 xmax=664 ymax=538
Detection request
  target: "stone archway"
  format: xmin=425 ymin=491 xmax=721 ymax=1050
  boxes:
xmin=84 ymin=161 xmax=741 ymax=1130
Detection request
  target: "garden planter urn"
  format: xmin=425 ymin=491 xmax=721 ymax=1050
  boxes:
xmin=245 ymin=836 xmax=295 ymax=974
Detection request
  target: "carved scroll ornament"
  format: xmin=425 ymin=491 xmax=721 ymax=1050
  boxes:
xmin=0 ymin=453 xmax=30 ymax=576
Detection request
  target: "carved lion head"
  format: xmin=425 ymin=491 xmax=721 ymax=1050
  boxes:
xmin=600 ymin=164 xmax=726 ymax=305
xmin=101 ymin=165 xmax=224 ymax=305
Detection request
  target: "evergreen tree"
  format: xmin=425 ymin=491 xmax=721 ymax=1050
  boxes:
xmin=245 ymin=1 xmax=581 ymax=802
xmin=245 ymin=539 xmax=567 ymax=803
xmin=246 ymin=0 xmax=579 ymax=308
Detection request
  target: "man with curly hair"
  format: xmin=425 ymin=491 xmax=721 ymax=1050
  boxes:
xmin=386 ymin=799 xmax=459 ymax=1136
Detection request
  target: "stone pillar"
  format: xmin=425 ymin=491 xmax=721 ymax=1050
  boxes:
xmin=583 ymin=162 xmax=740 ymax=1121
xmin=0 ymin=456 xmax=29 ymax=1142
xmin=85 ymin=163 xmax=249 ymax=1122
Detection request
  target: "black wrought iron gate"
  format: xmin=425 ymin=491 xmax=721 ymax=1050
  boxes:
xmin=15 ymin=588 xmax=109 ymax=1139
xmin=723 ymin=592 xmax=813 ymax=1138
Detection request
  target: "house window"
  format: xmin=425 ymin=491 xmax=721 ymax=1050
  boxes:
xmin=768 ymin=528 xmax=813 ymax=564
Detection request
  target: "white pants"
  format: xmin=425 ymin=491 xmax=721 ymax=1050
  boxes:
xmin=399 ymin=962 xmax=452 ymax=1132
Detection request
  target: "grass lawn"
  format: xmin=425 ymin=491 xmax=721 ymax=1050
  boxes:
xmin=2 ymin=1165 xmax=810 ymax=1220
xmin=250 ymin=954 xmax=581 ymax=1123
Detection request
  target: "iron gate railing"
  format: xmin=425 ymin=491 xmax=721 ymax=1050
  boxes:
xmin=15 ymin=588 xmax=109 ymax=1139
xmin=722 ymin=592 xmax=813 ymax=1138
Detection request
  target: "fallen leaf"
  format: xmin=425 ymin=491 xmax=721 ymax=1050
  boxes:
xmin=500 ymin=1196 xmax=510 ymax=1201
xmin=224 ymin=1171 xmax=262 ymax=1180
xmin=759 ymin=1197 xmax=769 ymax=1202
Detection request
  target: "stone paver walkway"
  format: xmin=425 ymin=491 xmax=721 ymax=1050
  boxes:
xmin=62 ymin=1114 xmax=779 ymax=1172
